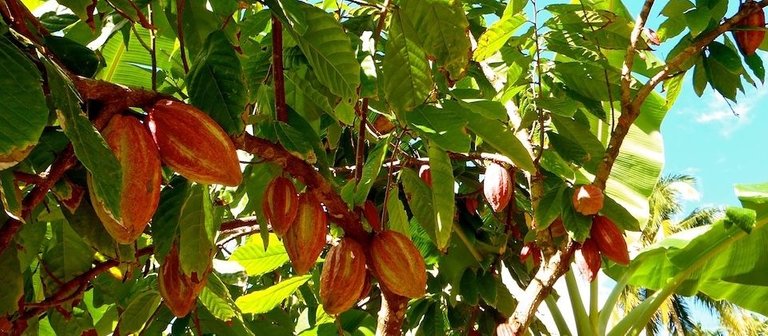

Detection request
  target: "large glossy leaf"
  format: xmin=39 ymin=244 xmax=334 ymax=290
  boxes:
xmin=399 ymin=0 xmax=471 ymax=80
xmin=407 ymin=105 xmax=470 ymax=153
xmin=235 ymin=275 xmax=311 ymax=314
xmin=0 ymin=246 xmax=21 ymax=315
xmin=151 ymin=178 xmax=189 ymax=261
xmin=475 ymin=10 xmax=526 ymax=62
xmin=188 ymin=30 xmax=247 ymax=135
xmin=178 ymin=183 xmax=216 ymax=276
xmin=230 ymin=234 xmax=289 ymax=277
xmin=355 ymin=136 xmax=390 ymax=204
xmin=117 ymin=291 xmax=162 ymax=335
xmin=200 ymin=273 xmax=240 ymax=321
xmin=382 ymin=9 xmax=433 ymax=113
xmin=0 ymin=37 xmax=48 ymax=170
xmin=286 ymin=3 xmax=360 ymax=102
xmin=42 ymin=221 xmax=93 ymax=294
xmin=428 ymin=145 xmax=455 ymax=251
xmin=45 ymin=60 xmax=123 ymax=221
xmin=400 ymin=168 xmax=436 ymax=243
xmin=97 ymin=26 xmax=176 ymax=89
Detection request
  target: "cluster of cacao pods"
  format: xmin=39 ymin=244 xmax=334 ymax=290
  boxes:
xmin=283 ymin=193 xmax=328 ymax=275
xmin=158 ymin=244 xmax=211 ymax=317
xmin=576 ymin=215 xmax=630 ymax=282
xmin=483 ymin=162 xmax=513 ymax=213
xmin=734 ymin=1 xmax=766 ymax=56
xmin=318 ymin=230 xmax=427 ymax=315
xmin=88 ymin=100 xmax=242 ymax=244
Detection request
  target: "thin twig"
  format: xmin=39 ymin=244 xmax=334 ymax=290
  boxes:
xmin=176 ymin=0 xmax=190 ymax=73
xmin=355 ymin=100 xmax=368 ymax=182
xmin=148 ymin=2 xmax=157 ymax=91
xmin=272 ymin=15 xmax=288 ymax=122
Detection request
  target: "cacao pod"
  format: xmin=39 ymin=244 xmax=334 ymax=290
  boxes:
xmin=283 ymin=193 xmax=328 ymax=275
xmin=519 ymin=243 xmax=541 ymax=268
xmin=419 ymin=165 xmax=432 ymax=187
xmin=576 ymin=239 xmax=601 ymax=282
xmin=734 ymin=1 xmax=766 ymax=56
xmin=262 ymin=176 xmax=299 ymax=236
xmin=357 ymin=271 xmax=373 ymax=302
xmin=483 ymin=162 xmax=513 ymax=212
xmin=158 ymin=245 xmax=210 ymax=317
xmin=465 ymin=197 xmax=479 ymax=214
xmin=147 ymin=100 xmax=242 ymax=186
xmin=363 ymin=200 xmax=381 ymax=232
xmin=89 ymin=114 xmax=162 ymax=244
xmin=370 ymin=230 xmax=427 ymax=298
xmin=549 ymin=217 xmax=566 ymax=238
xmin=572 ymin=184 xmax=604 ymax=216
xmin=590 ymin=215 xmax=629 ymax=265
xmin=319 ymin=238 xmax=367 ymax=315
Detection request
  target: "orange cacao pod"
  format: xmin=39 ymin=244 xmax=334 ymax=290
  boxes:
xmin=370 ymin=230 xmax=427 ymax=298
xmin=419 ymin=165 xmax=432 ymax=187
xmin=590 ymin=216 xmax=629 ymax=265
xmin=283 ymin=193 xmax=328 ymax=275
xmin=89 ymin=114 xmax=162 ymax=244
xmin=262 ymin=176 xmax=299 ymax=236
xmin=572 ymin=184 xmax=604 ymax=216
xmin=319 ymin=238 xmax=367 ymax=315
xmin=734 ymin=1 xmax=766 ymax=56
xmin=147 ymin=100 xmax=242 ymax=186
xmin=576 ymin=239 xmax=601 ymax=282
xmin=158 ymin=245 xmax=209 ymax=317
xmin=483 ymin=162 xmax=512 ymax=212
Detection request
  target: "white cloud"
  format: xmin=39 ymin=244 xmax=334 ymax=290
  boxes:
xmin=693 ymin=87 xmax=768 ymax=137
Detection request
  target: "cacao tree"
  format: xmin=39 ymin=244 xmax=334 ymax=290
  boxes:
xmin=0 ymin=0 xmax=768 ymax=335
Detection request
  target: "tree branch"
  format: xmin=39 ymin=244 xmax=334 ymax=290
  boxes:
xmin=271 ymin=15 xmax=288 ymax=123
xmin=620 ymin=0 xmax=654 ymax=112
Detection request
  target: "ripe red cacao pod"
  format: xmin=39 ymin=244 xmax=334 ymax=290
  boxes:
xmin=590 ymin=216 xmax=629 ymax=265
xmin=89 ymin=114 xmax=162 ymax=244
xmin=147 ymin=100 xmax=242 ymax=186
xmin=419 ymin=165 xmax=432 ymax=187
xmin=283 ymin=193 xmax=328 ymax=275
xmin=734 ymin=1 xmax=766 ymax=56
xmin=363 ymin=200 xmax=382 ymax=232
xmin=576 ymin=239 xmax=601 ymax=282
xmin=357 ymin=271 xmax=373 ymax=302
xmin=262 ymin=176 xmax=299 ymax=236
xmin=572 ymin=184 xmax=604 ymax=216
xmin=483 ymin=163 xmax=513 ymax=212
xmin=319 ymin=238 xmax=367 ymax=315
xmin=370 ymin=230 xmax=427 ymax=298
xmin=158 ymin=245 xmax=210 ymax=317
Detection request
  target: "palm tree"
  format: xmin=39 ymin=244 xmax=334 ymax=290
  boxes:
xmin=618 ymin=174 xmax=767 ymax=335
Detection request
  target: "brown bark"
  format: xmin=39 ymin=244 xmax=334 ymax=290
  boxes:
xmin=376 ymin=288 xmax=409 ymax=336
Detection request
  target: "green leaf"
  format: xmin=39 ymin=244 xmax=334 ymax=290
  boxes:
xmin=0 ymin=37 xmax=48 ymax=170
xmin=288 ymin=3 xmax=360 ymax=102
xmin=0 ymin=246 xmax=22 ymax=315
xmin=723 ymin=206 xmax=756 ymax=233
xmin=550 ymin=114 xmax=605 ymax=172
xmin=151 ymin=178 xmax=189 ymax=261
xmin=744 ymin=52 xmax=765 ymax=83
xmin=45 ymin=60 xmax=123 ymax=219
xmin=684 ymin=7 xmax=710 ymax=37
xmin=63 ymin=198 xmax=132 ymax=260
xmin=44 ymin=36 xmax=100 ymax=77
xmin=447 ymin=102 xmax=535 ymax=172
xmin=428 ymin=144 xmax=454 ymax=251
xmin=708 ymin=41 xmax=743 ymax=75
xmin=118 ymin=291 xmax=162 ymax=335
xmin=355 ymin=136 xmax=391 ymax=204
xmin=275 ymin=122 xmax=315 ymax=161
xmin=560 ymin=190 xmax=591 ymax=242
xmin=382 ymin=9 xmax=433 ymax=113
xmin=693 ymin=59 xmax=708 ymax=96
xmin=42 ymin=221 xmax=93 ymax=292
xmin=188 ymin=30 xmax=247 ymax=135
xmin=459 ymin=269 xmax=479 ymax=305
xmin=200 ymin=273 xmax=240 ymax=321
xmin=386 ymin=186 xmax=410 ymax=237
xmin=534 ymin=185 xmax=564 ymax=230
xmin=400 ymin=168 xmax=436 ymax=243
xmin=57 ymin=0 xmax=94 ymax=21
xmin=407 ymin=105 xmax=470 ymax=153
xmin=474 ymin=13 xmax=526 ymax=62
xmin=230 ymin=234 xmax=289 ymax=277
xmin=235 ymin=275 xmax=311 ymax=314
xmin=179 ymin=183 xmax=215 ymax=276
xmin=284 ymin=71 xmax=335 ymax=122
xmin=97 ymin=26 xmax=176 ymax=89
xmin=400 ymin=0 xmax=471 ymax=79
xmin=0 ymin=170 xmax=22 ymax=220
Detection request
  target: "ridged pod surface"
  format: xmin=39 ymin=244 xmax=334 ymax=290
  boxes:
xmin=483 ymin=162 xmax=513 ymax=212
xmin=158 ymin=245 xmax=209 ymax=317
xmin=572 ymin=184 xmax=604 ymax=216
xmin=283 ymin=193 xmax=328 ymax=275
xmin=319 ymin=238 xmax=367 ymax=315
xmin=734 ymin=1 xmax=766 ymax=56
xmin=591 ymin=216 xmax=630 ymax=265
xmin=89 ymin=114 xmax=161 ymax=244
xmin=576 ymin=239 xmax=601 ymax=282
xmin=147 ymin=100 xmax=242 ymax=186
xmin=263 ymin=176 xmax=299 ymax=235
xmin=370 ymin=230 xmax=426 ymax=298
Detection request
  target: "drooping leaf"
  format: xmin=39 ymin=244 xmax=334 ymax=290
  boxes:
xmin=199 ymin=273 xmax=240 ymax=321
xmin=386 ymin=186 xmax=410 ymax=237
xmin=0 ymin=246 xmax=22 ymax=315
xmin=0 ymin=37 xmax=48 ymax=170
xmin=0 ymin=170 xmax=22 ymax=220
xmin=355 ymin=135 xmax=391 ymax=204
xmin=230 ymin=234 xmax=289 ymax=277
xmin=382 ymin=9 xmax=433 ymax=113
xmin=407 ymin=105 xmax=470 ymax=153
xmin=117 ymin=291 xmax=162 ymax=335
xmin=188 ymin=30 xmax=247 ymax=135
xmin=151 ymin=178 xmax=189 ymax=261
xmin=475 ymin=12 xmax=526 ymax=62
xmin=42 ymin=221 xmax=93 ymax=294
xmin=44 ymin=60 xmax=123 ymax=220
xmin=401 ymin=168 xmax=436 ymax=243
xmin=428 ymin=144 xmax=455 ymax=251
xmin=178 ymin=183 xmax=216 ymax=276
xmin=235 ymin=275 xmax=311 ymax=314
xmin=44 ymin=36 xmax=100 ymax=77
